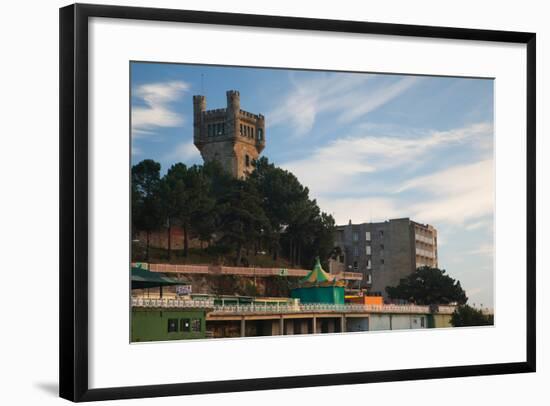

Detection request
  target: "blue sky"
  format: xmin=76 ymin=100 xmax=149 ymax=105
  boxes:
xmin=131 ymin=62 xmax=495 ymax=309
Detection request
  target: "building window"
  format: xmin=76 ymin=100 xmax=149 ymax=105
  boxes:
xmin=353 ymin=232 xmax=359 ymax=242
xmin=365 ymin=231 xmax=371 ymax=241
xmin=245 ymin=155 xmax=250 ymax=167
xmin=379 ymin=230 xmax=384 ymax=237
xmin=353 ymin=261 xmax=358 ymax=270
xmin=380 ymin=258 xmax=385 ymax=264
xmin=251 ymin=127 xmax=255 ymax=138
xmin=167 ymin=319 xmax=178 ymax=333
xmin=366 ymin=245 xmax=371 ymax=255
xmin=208 ymin=124 xmax=213 ymax=137
xmin=180 ymin=318 xmax=191 ymax=332
xmin=221 ymin=123 xmax=225 ymax=135
xmin=257 ymin=128 xmax=263 ymax=140
xmin=240 ymin=124 xmax=243 ymax=135
xmin=191 ymin=319 xmax=201 ymax=332
xmin=353 ymin=246 xmax=359 ymax=257
xmin=367 ymin=259 xmax=372 ymax=269
xmin=421 ymin=317 xmax=425 ymax=328
xmin=380 ymin=244 xmax=384 ymax=250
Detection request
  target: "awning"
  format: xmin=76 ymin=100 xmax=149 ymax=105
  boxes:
xmin=131 ymin=267 xmax=182 ymax=289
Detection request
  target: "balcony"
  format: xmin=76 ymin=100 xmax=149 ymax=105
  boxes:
xmin=415 ymin=234 xmax=434 ymax=245
xmin=416 ymin=248 xmax=435 ymax=259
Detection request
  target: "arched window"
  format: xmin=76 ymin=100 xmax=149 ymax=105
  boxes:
xmin=245 ymin=154 xmax=250 ymax=167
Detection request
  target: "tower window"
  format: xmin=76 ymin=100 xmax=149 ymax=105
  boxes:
xmin=257 ymin=128 xmax=263 ymax=141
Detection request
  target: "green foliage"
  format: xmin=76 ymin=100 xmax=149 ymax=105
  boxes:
xmin=217 ymin=179 xmax=271 ymax=265
xmin=132 ymin=160 xmax=163 ymax=261
xmin=249 ymin=157 xmax=336 ymax=268
xmin=241 ymin=280 xmax=260 ymax=297
xmin=131 ymin=157 xmax=336 ymax=268
xmin=386 ymin=266 xmax=468 ymax=305
xmin=450 ymin=305 xmax=494 ymax=327
xmin=209 ymin=274 xmax=239 ymax=296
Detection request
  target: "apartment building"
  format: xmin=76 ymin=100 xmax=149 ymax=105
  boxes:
xmin=333 ymin=218 xmax=438 ymax=297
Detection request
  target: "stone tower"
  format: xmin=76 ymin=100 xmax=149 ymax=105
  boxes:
xmin=193 ymin=90 xmax=266 ymax=178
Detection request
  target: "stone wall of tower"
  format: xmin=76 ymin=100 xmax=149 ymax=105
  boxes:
xmin=193 ymin=90 xmax=266 ymax=178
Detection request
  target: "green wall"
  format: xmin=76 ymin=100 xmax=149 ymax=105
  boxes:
xmin=131 ymin=308 xmax=206 ymax=342
xmin=291 ymin=286 xmax=345 ymax=304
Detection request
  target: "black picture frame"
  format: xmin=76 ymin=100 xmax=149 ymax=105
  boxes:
xmin=59 ymin=3 xmax=536 ymax=402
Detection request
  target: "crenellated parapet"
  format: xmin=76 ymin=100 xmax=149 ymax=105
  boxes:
xmin=192 ymin=90 xmax=266 ymax=178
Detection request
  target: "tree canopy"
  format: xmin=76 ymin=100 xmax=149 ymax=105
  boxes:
xmin=385 ymin=266 xmax=468 ymax=305
xmin=131 ymin=157 xmax=335 ymax=269
xmin=131 ymin=159 xmax=163 ymax=261
xmin=450 ymin=304 xmax=493 ymax=327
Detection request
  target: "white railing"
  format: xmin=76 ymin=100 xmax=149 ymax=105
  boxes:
xmin=131 ymin=297 xmax=456 ymax=315
xmin=209 ymin=303 xmax=440 ymax=314
xmin=131 ymin=297 xmax=215 ymax=308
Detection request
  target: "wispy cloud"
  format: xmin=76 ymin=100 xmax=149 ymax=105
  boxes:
xmin=337 ymin=76 xmax=419 ymax=123
xmin=165 ymin=141 xmax=201 ymax=163
xmin=131 ymin=81 xmax=190 ymax=137
xmin=398 ymin=159 xmax=494 ymax=225
xmin=268 ymin=73 xmax=420 ymax=135
xmin=282 ymin=122 xmax=493 ymax=195
xmin=131 ymin=145 xmax=142 ymax=156
xmin=316 ymin=196 xmax=403 ymax=225
xmin=465 ymin=219 xmax=489 ymax=231
xmin=466 ymin=243 xmax=494 ymax=257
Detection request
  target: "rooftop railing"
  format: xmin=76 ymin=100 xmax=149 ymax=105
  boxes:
xmin=131 ymin=297 xmax=215 ymax=308
xmin=147 ymin=263 xmax=363 ymax=281
xmin=131 ymin=297 xmax=456 ymax=315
